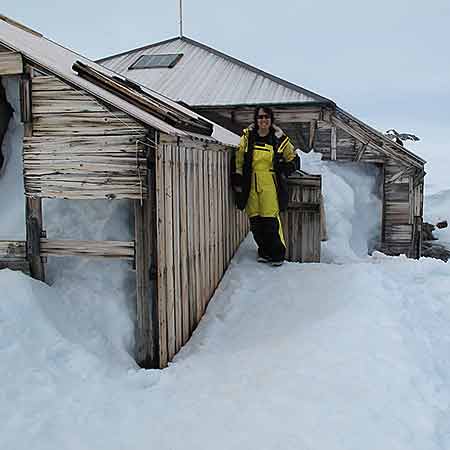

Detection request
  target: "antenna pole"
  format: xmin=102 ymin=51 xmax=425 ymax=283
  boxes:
xmin=179 ymin=0 xmax=183 ymax=37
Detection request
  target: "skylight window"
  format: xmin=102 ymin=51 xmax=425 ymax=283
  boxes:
xmin=129 ymin=54 xmax=183 ymax=69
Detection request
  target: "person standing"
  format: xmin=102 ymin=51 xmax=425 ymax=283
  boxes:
xmin=232 ymin=106 xmax=300 ymax=266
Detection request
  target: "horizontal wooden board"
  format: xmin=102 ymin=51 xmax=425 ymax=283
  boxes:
xmin=0 ymin=51 xmax=23 ymax=75
xmin=384 ymin=201 xmax=411 ymax=225
xmin=0 ymin=259 xmax=30 ymax=273
xmin=23 ymin=135 xmax=149 ymax=199
xmin=0 ymin=241 xmax=26 ymax=258
xmin=40 ymin=239 xmax=135 ymax=259
xmin=32 ymin=111 xmax=145 ymax=136
xmin=384 ymin=183 xmax=410 ymax=202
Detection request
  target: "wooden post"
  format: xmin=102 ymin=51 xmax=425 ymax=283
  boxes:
xmin=134 ymin=137 xmax=158 ymax=368
xmin=21 ymin=65 xmax=46 ymax=282
xmin=134 ymin=198 xmax=153 ymax=367
xmin=331 ymin=126 xmax=337 ymax=160
xmin=25 ymin=198 xmax=45 ymax=281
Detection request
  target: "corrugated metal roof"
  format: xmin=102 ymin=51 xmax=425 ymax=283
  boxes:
xmin=0 ymin=17 xmax=239 ymax=144
xmin=99 ymin=37 xmax=333 ymax=107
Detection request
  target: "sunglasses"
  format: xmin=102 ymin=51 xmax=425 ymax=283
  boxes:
xmin=257 ymin=114 xmax=270 ymax=120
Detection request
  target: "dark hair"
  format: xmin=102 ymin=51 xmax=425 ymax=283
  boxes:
xmin=253 ymin=105 xmax=274 ymax=130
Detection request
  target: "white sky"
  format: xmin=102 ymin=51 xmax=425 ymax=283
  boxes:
xmin=3 ymin=0 xmax=450 ymax=166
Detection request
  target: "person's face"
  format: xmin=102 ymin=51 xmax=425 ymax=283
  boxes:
xmin=256 ymin=108 xmax=271 ymax=132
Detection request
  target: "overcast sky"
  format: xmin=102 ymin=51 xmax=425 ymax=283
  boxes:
xmin=3 ymin=0 xmax=449 ymax=176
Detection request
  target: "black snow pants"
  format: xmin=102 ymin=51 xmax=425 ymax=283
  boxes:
xmin=249 ymin=216 xmax=286 ymax=262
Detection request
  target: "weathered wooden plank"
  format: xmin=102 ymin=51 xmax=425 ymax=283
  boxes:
xmin=32 ymin=111 xmax=144 ymax=135
xmin=172 ymin=145 xmax=182 ymax=352
xmin=0 ymin=51 xmax=23 ymax=75
xmin=199 ymin=147 xmax=207 ymax=316
xmin=156 ymin=143 xmax=168 ymax=368
xmin=39 ymin=239 xmax=134 ymax=259
xmin=190 ymin=147 xmax=200 ymax=327
xmin=0 ymin=259 xmax=30 ymax=273
xmin=134 ymin=200 xmax=153 ymax=367
xmin=0 ymin=241 xmax=26 ymax=258
xmin=218 ymin=150 xmax=225 ymax=278
xmin=23 ymin=132 xmax=149 ymax=199
xmin=330 ymin=126 xmax=337 ymax=160
xmin=178 ymin=148 xmax=190 ymax=344
xmin=164 ymin=145 xmax=176 ymax=360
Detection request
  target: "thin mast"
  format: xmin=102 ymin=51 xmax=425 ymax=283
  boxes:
xmin=179 ymin=0 xmax=183 ymax=37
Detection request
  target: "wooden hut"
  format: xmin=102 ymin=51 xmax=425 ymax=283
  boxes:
xmin=99 ymin=36 xmax=426 ymax=258
xmin=0 ymin=16 xmax=249 ymax=368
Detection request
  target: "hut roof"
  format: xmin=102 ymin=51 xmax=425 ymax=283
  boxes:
xmin=98 ymin=36 xmax=333 ymax=107
xmin=0 ymin=16 xmax=239 ymax=145
xmin=99 ymin=36 xmax=425 ymax=167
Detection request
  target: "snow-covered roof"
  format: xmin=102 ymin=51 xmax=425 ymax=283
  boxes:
xmin=98 ymin=36 xmax=333 ymax=107
xmin=0 ymin=16 xmax=239 ymax=145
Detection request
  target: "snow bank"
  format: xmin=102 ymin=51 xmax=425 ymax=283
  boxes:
xmin=0 ymin=76 xmax=25 ymax=239
xmin=300 ymin=150 xmax=382 ymax=263
xmin=1 ymin=240 xmax=450 ymax=450
xmin=42 ymin=198 xmax=137 ymax=364
xmin=424 ymin=189 xmax=450 ymax=247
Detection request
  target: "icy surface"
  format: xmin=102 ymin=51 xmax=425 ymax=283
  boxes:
xmin=0 ymin=76 xmax=25 ymax=239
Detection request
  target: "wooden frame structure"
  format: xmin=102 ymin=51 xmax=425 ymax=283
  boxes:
xmin=0 ymin=16 xmax=248 ymax=368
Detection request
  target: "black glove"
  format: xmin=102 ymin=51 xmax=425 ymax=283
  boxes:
xmin=280 ymin=155 xmax=300 ymax=177
xmin=231 ymin=173 xmax=244 ymax=192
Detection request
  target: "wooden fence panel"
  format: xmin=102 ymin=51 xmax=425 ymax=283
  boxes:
xmin=154 ymin=142 xmax=248 ymax=366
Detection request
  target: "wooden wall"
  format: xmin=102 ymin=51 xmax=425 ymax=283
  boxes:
xmin=0 ymin=62 xmax=249 ymax=368
xmin=153 ymin=140 xmax=249 ymax=367
xmin=23 ymin=75 xmax=149 ymax=200
xmin=282 ymin=173 xmax=322 ymax=263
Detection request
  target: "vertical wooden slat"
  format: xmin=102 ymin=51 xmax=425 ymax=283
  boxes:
xmin=172 ymin=145 xmax=182 ymax=352
xmin=225 ymin=151 xmax=231 ymax=263
xmin=22 ymin=67 xmax=45 ymax=282
xmin=186 ymin=148 xmax=197 ymax=332
xmin=331 ymin=126 xmax=337 ymax=160
xmin=214 ymin=149 xmax=218 ymax=289
xmin=156 ymin=144 xmax=168 ymax=367
xmin=134 ymin=199 xmax=153 ymax=367
xmin=164 ymin=144 xmax=176 ymax=360
xmin=211 ymin=149 xmax=218 ymax=293
xmin=190 ymin=148 xmax=201 ymax=328
xmin=203 ymin=149 xmax=211 ymax=302
xmin=193 ymin=147 xmax=202 ymax=322
xmin=26 ymin=197 xmax=45 ymax=281
xmin=179 ymin=148 xmax=189 ymax=344
xmin=219 ymin=150 xmax=225 ymax=277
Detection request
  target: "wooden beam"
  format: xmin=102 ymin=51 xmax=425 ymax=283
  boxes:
xmin=0 ymin=52 xmax=23 ymax=75
xmin=354 ymin=142 xmax=368 ymax=162
xmin=0 ymin=241 xmax=26 ymax=258
xmin=39 ymin=239 xmax=134 ymax=259
xmin=26 ymin=197 xmax=45 ymax=281
xmin=385 ymin=167 xmax=416 ymax=185
xmin=0 ymin=259 xmax=30 ymax=272
xmin=134 ymin=199 xmax=154 ymax=367
xmin=21 ymin=65 xmax=46 ymax=282
xmin=309 ymin=120 xmax=317 ymax=149
xmin=330 ymin=126 xmax=337 ymax=160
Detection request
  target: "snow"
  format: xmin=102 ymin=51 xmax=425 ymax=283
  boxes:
xmin=1 ymin=241 xmax=450 ymax=450
xmin=0 ymin=76 xmax=25 ymax=239
xmin=1 ymin=94 xmax=450 ymax=448
xmin=301 ymin=150 xmax=382 ymax=262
